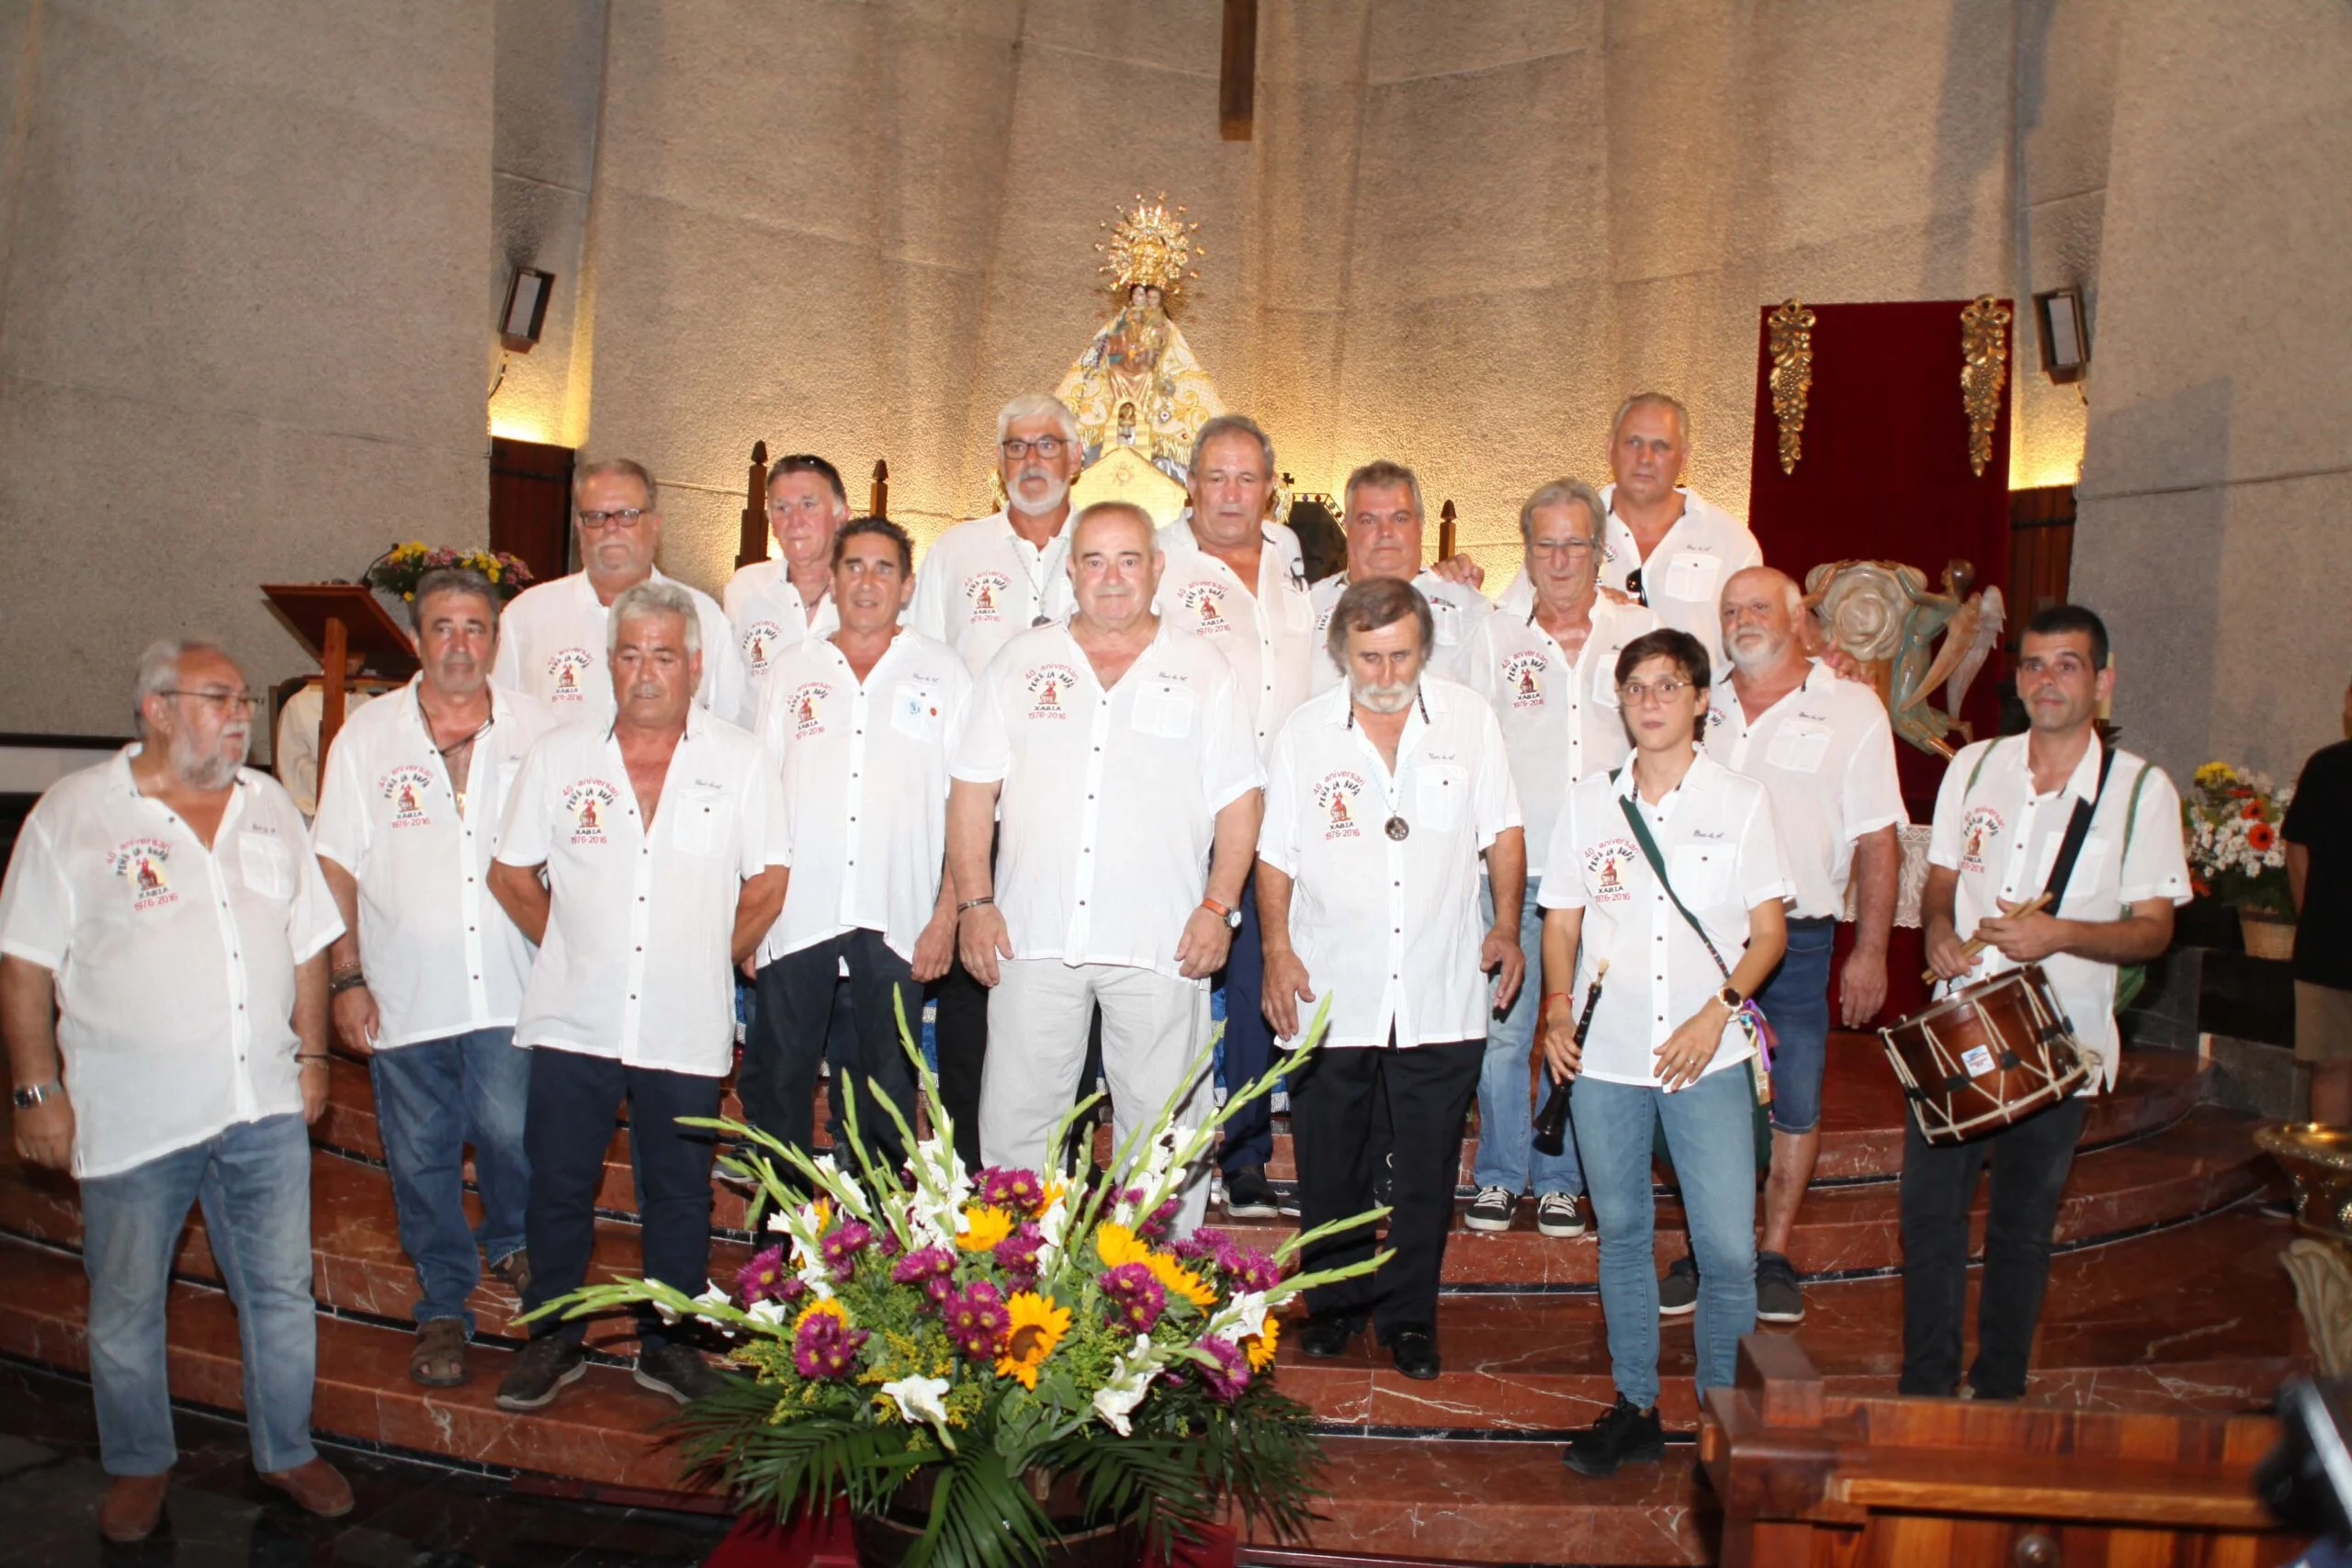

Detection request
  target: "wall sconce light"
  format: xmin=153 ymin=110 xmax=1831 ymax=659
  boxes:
xmin=500 ymin=266 xmax=556 ymax=352
xmin=2033 ymin=287 xmax=2088 ymax=384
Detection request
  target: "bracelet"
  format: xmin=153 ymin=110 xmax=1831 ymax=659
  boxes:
xmin=1541 ymin=991 xmax=1573 ymax=1016
xmin=297 ymin=1055 xmax=331 ymax=1066
xmin=328 ymin=972 xmax=369 ymax=997
xmin=956 ymin=897 xmax=995 ymax=915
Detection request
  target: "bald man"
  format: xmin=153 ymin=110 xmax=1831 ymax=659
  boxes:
xmin=1657 ymin=568 xmax=1904 ymax=1325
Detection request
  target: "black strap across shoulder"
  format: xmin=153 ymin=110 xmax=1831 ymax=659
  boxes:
xmin=2039 ymin=741 xmax=2119 ymax=912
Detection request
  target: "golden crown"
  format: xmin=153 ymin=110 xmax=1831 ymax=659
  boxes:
xmin=1096 ymin=193 xmax=1203 ymax=299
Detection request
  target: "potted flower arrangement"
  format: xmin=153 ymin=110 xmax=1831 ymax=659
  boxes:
xmin=366 ymin=543 xmax=537 ymax=604
xmin=533 ymin=999 xmax=1378 ymax=1568
xmin=2185 ymin=761 xmax=2298 ymax=960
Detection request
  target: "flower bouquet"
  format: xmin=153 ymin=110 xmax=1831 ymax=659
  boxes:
xmin=2186 ymin=761 xmax=2297 ymax=957
xmin=529 ymin=998 xmax=1381 ymax=1568
xmin=366 ymin=543 xmax=537 ymax=604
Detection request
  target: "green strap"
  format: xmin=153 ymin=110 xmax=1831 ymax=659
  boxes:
xmin=1610 ymin=770 xmax=1736 ymax=982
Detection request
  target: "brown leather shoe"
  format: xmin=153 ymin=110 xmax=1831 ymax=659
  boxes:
xmin=487 ymin=1248 xmax=531 ymax=1295
xmin=99 ymin=1472 xmax=171 ymax=1542
xmin=410 ymin=1317 xmax=469 ymax=1387
xmin=257 ymin=1457 xmax=354 ymax=1518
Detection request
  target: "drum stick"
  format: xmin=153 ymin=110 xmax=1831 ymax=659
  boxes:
xmin=1920 ymin=893 xmax=2052 ymax=984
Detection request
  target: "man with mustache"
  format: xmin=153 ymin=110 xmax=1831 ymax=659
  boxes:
xmin=494 ymin=457 xmax=744 ymax=727
xmin=1260 ymin=578 xmax=1527 ymax=1381
xmin=1307 ymin=461 xmax=1492 ymax=695
xmin=0 ymin=642 xmax=351 ymax=1540
xmin=948 ymin=501 xmax=1261 ymax=1236
xmin=723 ymin=452 xmax=848 ymax=728
xmin=488 ymin=581 xmax=788 ymax=1414
xmin=311 ymin=567 xmax=558 ymax=1387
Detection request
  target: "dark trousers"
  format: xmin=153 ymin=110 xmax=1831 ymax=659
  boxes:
xmin=1290 ymin=1038 xmax=1481 ymax=1340
xmin=522 ymin=1047 xmax=719 ymax=1352
xmin=747 ymin=931 xmax=919 ymax=1173
xmin=929 ymin=953 xmax=989 ymax=1173
xmin=1216 ymin=874 xmax=1274 ymax=1174
xmin=1898 ymin=1091 xmax=2086 ymax=1399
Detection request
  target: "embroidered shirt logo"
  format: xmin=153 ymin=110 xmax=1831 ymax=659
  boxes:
xmin=110 ymin=838 xmax=177 ymax=912
xmin=1178 ymin=581 xmax=1230 ymax=634
xmin=1313 ymin=771 xmax=1367 ymax=840
xmin=1502 ymin=650 xmax=1549 ymax=709
xmin=965 ymin=571 xmax=1012 ymax=625
xmin=379 ymin=764 xmax=436 ymax=829
xmin=1960 ymin=806 xmax=2004 ymax=874
xmin=1586 ymin=837 xmax=1639 ymax=904
xmin=741 ymin=619 xmax=784 ymax=674
xmin=548 ymin=648 xmax=596 ymax=702
xmin=788 ymin=682 xmax=832 ymax=739
xmin=1024 ymin=663 xmax=1079 ymax=719
xmin=563 ymin=779 xmax=621 ymax=844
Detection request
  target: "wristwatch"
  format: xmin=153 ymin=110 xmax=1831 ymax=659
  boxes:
xmin=1715 ymin=984 xmax=1746 ymax=1011
xmin=12 ymin=1079 xmax=61 ymax=1110
xmin=1201 ymin=897 xmax=1244 ymax=931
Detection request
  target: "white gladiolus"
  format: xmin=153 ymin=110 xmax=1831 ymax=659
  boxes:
xmin=881 ymin=1373 xmax=955 ymax=1438
xmin=746 ymin=1299 xmax=790 ymax=1328
xmin=1092 ymin=1334 xmax=1165 ymax=1436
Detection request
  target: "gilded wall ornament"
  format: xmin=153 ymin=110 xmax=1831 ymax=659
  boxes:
xmin=1766 ymin=299 xmax=1815 ymax=476
xmin=1959 ymin=294 xmax=2011 ymax=478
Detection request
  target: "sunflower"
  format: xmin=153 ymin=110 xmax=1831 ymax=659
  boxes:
xmin=1094 ymin=1221 xmax=1152 ymax=1269
xmin=956 ymin=1204 xmax=1016 ymax=1253
xmin=1242 ymin=1314 xmax=1281 ymax=1371
xmin=993 ymin=1292 xmax=1073 ymax=1389
xmin=1145 ymin=1251 xmax=1216 ymax=1310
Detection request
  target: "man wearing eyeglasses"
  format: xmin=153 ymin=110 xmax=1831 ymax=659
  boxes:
xmin=493 ymin=457 xmax=744 ymax=727
xmin=1459 ymin=479 xmax=1658 ymax=1244
xmin=1306 ymin=460 xmax=1492 ymax=696
xmin=0 ymin=641 xmax=354 ymax=1540
xmin=722 ymin=454 xmax=847 ymax=729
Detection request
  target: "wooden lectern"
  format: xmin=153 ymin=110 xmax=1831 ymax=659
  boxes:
xmin=260 ymin=584 xmax=418 ymax=761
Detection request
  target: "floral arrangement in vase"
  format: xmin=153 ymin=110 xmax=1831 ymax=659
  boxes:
xmin=2185 ymin=761 xmax=2296 ymax=917
xmin=366 ymin=543 xmax=536 ymax=604
xmin=532 ymin=998 xmax=1377 ymax=1568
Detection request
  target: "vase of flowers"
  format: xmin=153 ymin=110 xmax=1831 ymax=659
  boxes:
xmin=366 ymin=543 xmax=537 ymax=606
xmin=533 ymin=999 xmax=1375 ymax=1568
xmin=2185 ymin=761 xmax=2297 ymax=960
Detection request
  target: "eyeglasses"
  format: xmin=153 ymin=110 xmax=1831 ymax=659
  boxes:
xmin=1618 ymin=677 xmax=1694 ymax=705
xmin=1000 ymin=436 xmax=1069 ymax=460
xmin=162 ymin=690 xmax=262 ymax=714
xmin=578 ymin=507 xmax=649 ymax=531
xmin=1528 ymin=538 xmax=1599 ymax=557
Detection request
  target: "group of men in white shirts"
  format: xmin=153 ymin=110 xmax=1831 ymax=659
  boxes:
xmin=0 ymin=387 xmax=2195 ymax=1537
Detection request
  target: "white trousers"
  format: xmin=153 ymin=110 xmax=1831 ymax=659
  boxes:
xmin=979 ymin=959 xmax=1211 ymax=1236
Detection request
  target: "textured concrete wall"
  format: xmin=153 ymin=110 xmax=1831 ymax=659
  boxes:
xmin=0 ymin=0 xmax=493 ymax=736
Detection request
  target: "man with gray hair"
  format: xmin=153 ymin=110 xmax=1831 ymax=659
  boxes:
xmin=487 ymin=580 xmax=788 ymax=1414
xmin=0 ymin=640 xmax=352 ymax=1540
xmin=494 ymin=457 xmax=744 ymax=726
xmin=311 ymin=568 xmax=557 ymax=1387
xmin=1459 ymin=479 xmax=1660 ymax=1240
xmin=1589 ymin=393 xmax=1761 ymax=669
xmin=1307 ymin=460 xmax=1492 ymax=696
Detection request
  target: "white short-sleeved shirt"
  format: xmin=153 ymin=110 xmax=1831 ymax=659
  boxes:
xmin=1258 ymin=680 xmax=1522 ymax=1049
xmin=950 ymin=623 xmax=1261 ymax=982
xmin=496 ymin=710 xmax=788 ymax=1076
xmin=492 ymin=569 xmax=746 ymax=728
xmin=1704 ymin=662 xmax=1907 ymax=919
xmin=909 ymin=511 xmax=1078 ymax=677
xmin=311 ymin=679 xmax=558 ymax=1048
xmin=1464 ymin=596 xmax=1659 ymax=879
xmin=273 ymin=681 xmax=385 ymax=818
xmin=721 ymin=559 xmax=841 ymax=729
xmin=754 ymin=631 xmax=972 ymax=966
xmin=1308 ymin=571 xmax=1491 ymax=696
xmin=0 ymin=752 xmax=343 ymax=1178
xmin=1595 ymin=486 xmax=1763 ymax=667
xmin=1153 ymin=519 xmax=1318 ymax=760
xmin=1928 ymin=736 xmax=2191 ymax=1089
xmin=1541 ymin=754 xmax=1790 ymax=1087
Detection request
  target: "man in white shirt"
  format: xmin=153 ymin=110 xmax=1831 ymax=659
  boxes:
xmin=949 ymin=501 xmax=1261 ymax=1235
xmin=272 ymin=665 xmax=384 ymax=818
xmin=747 ymin=519 xmax=970 ymax=1174
xmin=492 ymin=457 xmax=744 ymax=726
xmin=1261 ymin=578 xmax=1527 ymax=1382
xmin=1589 ymin=394 xmax=1763 ymax=668
xmin=487 ymin=581 xmax=788 ymax=1415
xmin=1461 ymin=479 xmax=1658 ymax=1242
xmin=1152 ymin=415 xmax=1317 ymax=1221
xmin=1907 ymin=604 xmax=2188 ymax=1402
xmin=1308 ymin=461 xmax=1492 ymax=696
xmin=1540 ymin=626 xmax=1788 ymax=1480
xmin=722 ymin=452 xmax=848 ymax=728
xmin=0 ymin=641 xmax=352 ymax=1540
xmin=311 ymin=568 xmax=557 ymax=1388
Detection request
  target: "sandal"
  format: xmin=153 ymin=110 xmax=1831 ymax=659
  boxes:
xmin=410 ymin=1317 xmax=469 ymax=1387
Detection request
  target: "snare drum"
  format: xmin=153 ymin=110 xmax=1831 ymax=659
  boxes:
xmin=1880 ymin=964 xmax=2089 ymax=1145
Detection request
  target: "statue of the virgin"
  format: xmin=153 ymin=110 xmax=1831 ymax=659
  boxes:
xmin=1055 ymin=197 xmax=1225 ymax=486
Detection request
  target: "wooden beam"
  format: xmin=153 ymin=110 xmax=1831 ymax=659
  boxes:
xmin=1219 ymin=0 xmax=1256 ymax=141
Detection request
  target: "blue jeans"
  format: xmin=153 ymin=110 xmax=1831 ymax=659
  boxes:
xmin=78 ymin=1112 xmax=318 ymax=1477
xmin=370 ymin=1027 xmax=532 ymax=1333
xmin=1475 ymin=876 xmax=1582 ymax=1196
xmin=1572 ymin=1068 xmax=1757 ymax=1409
xmin=1757 ymin=917 xmax=1836 ymax=1135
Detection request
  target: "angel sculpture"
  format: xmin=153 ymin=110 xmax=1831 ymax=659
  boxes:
xmin=1805 ymin=558 xmax=2005 ymax=758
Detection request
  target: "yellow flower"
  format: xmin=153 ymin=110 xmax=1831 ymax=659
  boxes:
xmin=795 ymin=1297 xmax=849 ymax=1332
xmin=1145 ymin=1252 xmax=1216 ymax=1310
xmin=1243 ymin=1314 xmax=1280 ymax=1371
xmin=1094 ymin=1222 xmax=1151 ymax=1270
xmin=956 ymin=1204 xmax=1015 ymax=1253
xmin=992 ymin=1292 xmax=1072 ymax=1389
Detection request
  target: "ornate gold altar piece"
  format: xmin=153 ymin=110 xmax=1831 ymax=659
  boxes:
xmin=2256 ymin=1123 xmax=2352 ymax=1376
xmin=1804 ymin=558 xmax=2004 ymax=758
xmin=1056 ymin=196 xmax=1226 ymax=487
xmin=1959 ymin=294 xmax=2010 ymax=478
xmin=1767 ymin=299 xmax=1815 ymax=476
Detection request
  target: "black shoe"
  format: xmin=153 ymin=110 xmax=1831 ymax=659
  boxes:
xmin=1657 ymin=1254 xmax=1699 ymax=1317
xmin=1464 ymin=1185 xmax=1517 ymax=1232
xmin=1564 ymin=1396 xmax=1665 ymax=1478
xmin=495 ymin=1335 xmax=587 ymax=1411
xmin=1223 ymin=1166 xmax=1280 ymax=1221
xmin=1298 ymin=1313 xmax=1363 ymax=1359
xmin=1755 ymin=1250 xmax=1805 ymax=1324
xmin=635 ymin=1341 xmax=734 ymax=1404
xmin=1388 ymin=1329 xmax=1441 ymax=1381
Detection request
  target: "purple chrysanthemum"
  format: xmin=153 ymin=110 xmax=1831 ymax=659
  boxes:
xmin=890 ymin=1244 xmax=958 ymax=1305
xmin=821 ymin=1220 xmax=873 ymax=1281
xmin=1216 ymin=1237 xmax=1282 ymax=1293
xmin=993 ymin=1221 xmax=1046 ymax=1281
xmin=735 ymin=1244 xmax=790 ymax=1304
xmin=981 ymin=1166 xmax=1047 ymax=1213
xmin=1170 ymin=1228 xmax=1224 ymax=1265
xmin=1099 ymin=1261 xmax=1168 ymax=1334
xmin=943 ymin=1280 xmax=1010 ymax=1360
xmin=1136 ymin=1196 xmax=1182 ymax=1245
xmin=792 ymin=1311 xmax=868 ymax=1381
xmin=1196 ymin=1334 xmax=1250 ymax=1404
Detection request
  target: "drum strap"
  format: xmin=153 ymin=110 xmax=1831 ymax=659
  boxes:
xmin=2040 ymin=742 xmax=2118 ymax=911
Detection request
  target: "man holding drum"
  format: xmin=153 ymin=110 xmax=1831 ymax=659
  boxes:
xmin=1905 ymin=604 xmax=2189 ymax=1401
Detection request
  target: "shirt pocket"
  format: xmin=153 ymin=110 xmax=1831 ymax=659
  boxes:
xmin=1415 ymin=763 xmax=1470 ymax=831
xmin=1668 ymin=842 xmax=1733 ymax=907
xmin=2060 ymin=836 xmax=2110 ymax=907
xmin=671 ymin=785 xmax=728 ymax=858
xmin=891 ymin=682 xmax=944 ymax=742
xmin=1765 ymin=721 xmax=1832 ymax=774
xmin=1431 ymin=601 xmax=1464 ymax=647
xmin=1662 ymin=551 xmax=1723 ymax=604
xmin=1130 ymin=682 xmax=1195 ymax=741
xmin=239 ymin=832 xmax=295 ymax=900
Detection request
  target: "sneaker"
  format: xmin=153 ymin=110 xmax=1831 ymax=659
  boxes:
xmin=635 ymin=1341 xmax=734 ymax=1404
xmin=1756 ymin=1251 xmax=1805 ymax=1324
xmin=1657 ymin=1255 xmax=1699 ymax=1317
xmin=1535 ymin=1191 xmax=1586 ymax=1238
xmin=1277 ymin=1187 xmax=1303 ymax=1219
xmin=1464 ymin=1185 xmax=1517 ymax=1233
xmin=1563 ymin=1396 xmax=1665 ymax=1478
xmin=495 ymin=1335 xmax=587 ymax=1411
xmin=1224 ymin=1166 xmax=1281 ymax=1221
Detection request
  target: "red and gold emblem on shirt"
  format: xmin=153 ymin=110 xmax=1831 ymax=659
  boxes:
xmin=1312 ymin=771 xmax=1367 ymax=840
xmin=1178 ymin=581 xmax=1229 ymax=634
xmin=1502 ymin=649 xmax=1549 ymax=709
xmin=789 ymin=682 xmax=832 ymax=739
xmin=966 ymin=571 xmax=1012 ymax=625
xmin=1960 ymin=806 xmax=2004 ymax=876
xmin=562 ymin=778 xmax=620 ymax=844
xmin=379 ymin=764 xmax=436 ymax=829
xmin=109 ymin=837 xmax=178 ymax=912
xmin=1585 ymin=837 xmax=1639 ymax=905
xmin=548 ymin=648 xmax=596 ymax=701
xmin=742 ymin=619 xmax=783 ymax=674
xmin=1024 ymin=663 xmax=1078 ymax=719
